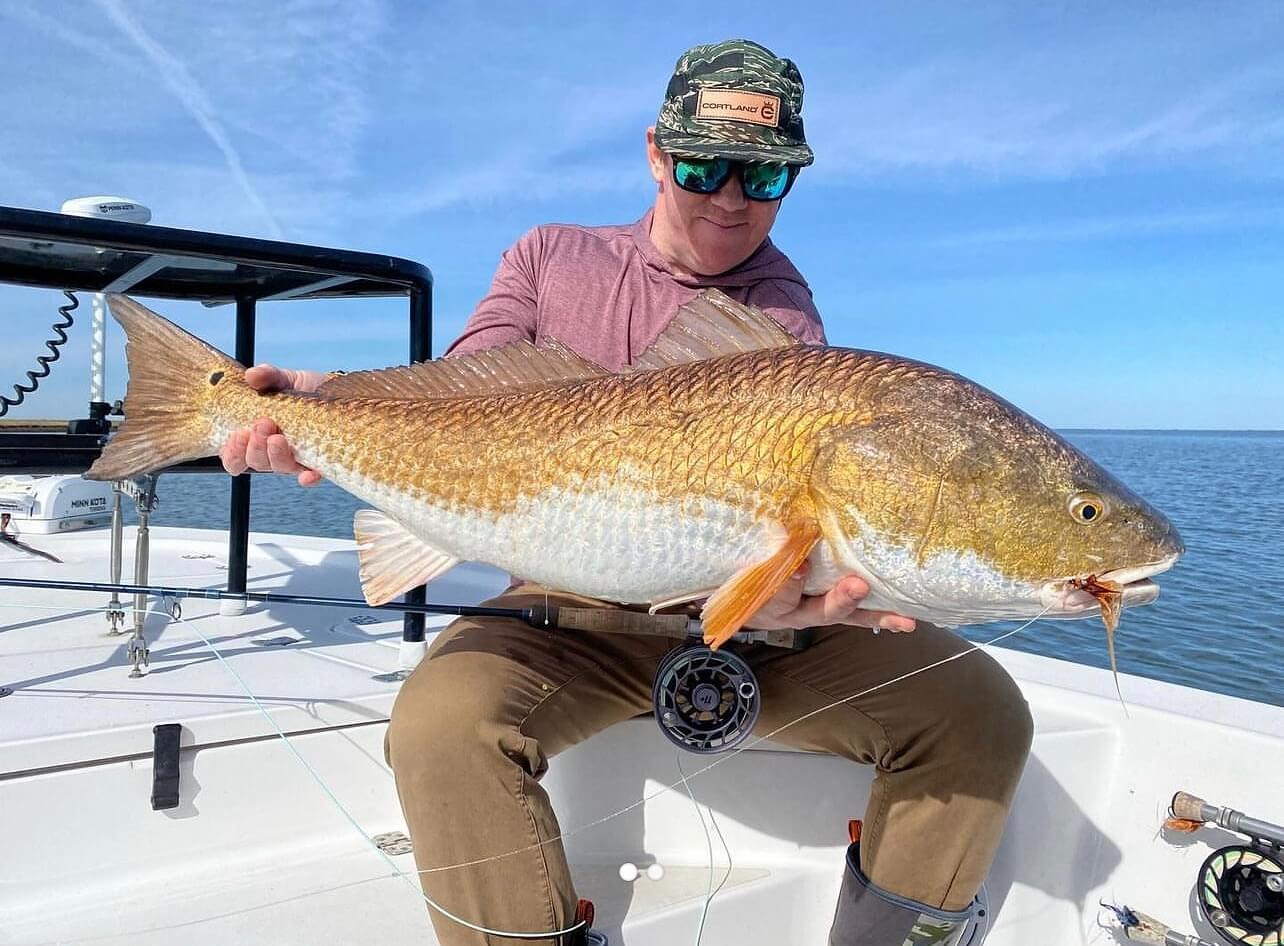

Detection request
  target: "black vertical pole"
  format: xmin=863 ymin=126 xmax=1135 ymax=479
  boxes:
xmin=228 ymin=295 xmax=256 ymax=596
xmin=402 ymin=285 xmax=432 ymax=647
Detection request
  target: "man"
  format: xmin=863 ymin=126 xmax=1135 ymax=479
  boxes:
xmin=222 ymin=39 xmax=1032 ymax=946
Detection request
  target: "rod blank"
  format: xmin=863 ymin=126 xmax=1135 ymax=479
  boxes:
xmin=0 ymin=576 xmax=533 ymax=621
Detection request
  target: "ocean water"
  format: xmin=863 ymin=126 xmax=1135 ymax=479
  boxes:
xmin=130 ymin=430 xmax=1284 ymax=708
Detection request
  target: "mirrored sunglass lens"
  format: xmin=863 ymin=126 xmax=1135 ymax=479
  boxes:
xmin=742 ymin=163 xmax=790 ymax=199
xmin=674 ymin=158 xmax=730 ymax=193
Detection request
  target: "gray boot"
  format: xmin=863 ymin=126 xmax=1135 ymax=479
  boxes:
xmin=830 ymin=843 xmax=983 ymax=946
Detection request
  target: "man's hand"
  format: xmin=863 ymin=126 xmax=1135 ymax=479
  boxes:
xmin=219 ymin=365 xmax=328 ymax=487
xmin=746 ymin=564 xmax=916 ymax=633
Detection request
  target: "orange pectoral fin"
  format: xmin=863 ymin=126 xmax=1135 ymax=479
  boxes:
xmin=701 ymin=519 xmax=821 ymax=650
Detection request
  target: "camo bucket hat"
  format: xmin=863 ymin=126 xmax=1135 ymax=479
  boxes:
xmin=655 ymin=38 xmax=814 ymax=167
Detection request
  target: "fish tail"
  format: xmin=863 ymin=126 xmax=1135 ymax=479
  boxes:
xmin=86 ymin=295 xmax=244 ymax=481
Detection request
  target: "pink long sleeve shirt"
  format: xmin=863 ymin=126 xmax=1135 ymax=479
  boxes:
xmin=446 ymin=210 xmax=825 ymax=366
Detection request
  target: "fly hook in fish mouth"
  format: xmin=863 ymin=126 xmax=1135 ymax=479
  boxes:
xmin=1069 ymin=573 xmax=1128 ymax=711
xmin=1069 ymin=574 xmax=1124 ymax=633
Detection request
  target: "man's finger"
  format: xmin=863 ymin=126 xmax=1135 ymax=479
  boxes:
xmin=776 ymin=585 xmax=858 ymax=627
xmin=747 ymin=569 xmax=807 ymax=626
xmin=245 ymin=364 xmax=286 ymax=392
xmin=220 ymin=429 xmax=250 ymax=475
xmin=244 ymin=431 xmax=271 ymax=472
xmin=832 ymin=574 xmax=870 ymax=601
xmin=773 ymin=569 xmax=807 ymax=607
xmin=798 ymin=576 xmax=875 ymax=626
xmin=265 ymin=433 xmax=301 ymax=474
xmin=837 ymin=610 xmax=917 ymax=632
xmin=298 ymin=470 xmax=323 ymax=487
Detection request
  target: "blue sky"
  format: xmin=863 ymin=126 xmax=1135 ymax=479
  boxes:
xmin=1 ymin=0 xmax=1280 ymax=428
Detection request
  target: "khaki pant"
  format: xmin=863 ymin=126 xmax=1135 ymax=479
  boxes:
xmin=385 ymin=584 xmax=1033 ymax=945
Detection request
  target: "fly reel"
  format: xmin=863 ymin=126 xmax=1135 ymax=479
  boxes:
xmin=1169 ymin=791 xmax=1284 ymax=946
xmin=652 ymin=644 xmax=760 ymax=754
xmin=1197 ymin=845 xmax=1284 ymax=945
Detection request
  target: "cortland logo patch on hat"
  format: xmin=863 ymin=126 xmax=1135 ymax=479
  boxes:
xmin=695 ymin=88 xmax=781 ymax=128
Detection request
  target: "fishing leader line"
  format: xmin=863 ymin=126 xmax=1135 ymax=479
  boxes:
xmin=400 ymin=607 xmax=1051 ymax=941
xmin=0 ymin=599 xmax=587 ymax=941
xmin=675 ymin=748 xmax=733 ymax=946
xmin=1 ymin=598 xmax=1052 ymax=941
xmin=405 ymin=604 xmax=1058 ymax=883
xmin=172 ymin=605 xmax=592 ymax=941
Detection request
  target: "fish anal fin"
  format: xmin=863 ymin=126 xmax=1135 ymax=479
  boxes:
xmin=318 ymin=339 xmax=607 ymax=400
xmin=701 ymin=518 xmax=821 ymax=650
xmin=353 ymin=510 xmax=459 ymax=606
xmin=630 ymin=288 xmax=803 ymax=372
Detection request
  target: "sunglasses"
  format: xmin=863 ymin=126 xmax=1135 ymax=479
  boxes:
xmin=671 ymin=157 xmax=800 ymax=202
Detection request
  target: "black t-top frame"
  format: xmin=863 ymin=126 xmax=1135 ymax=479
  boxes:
xmin=0 ymin=203 xmax=435 ymax=645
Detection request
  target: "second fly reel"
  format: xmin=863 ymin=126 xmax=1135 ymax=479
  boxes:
xmin=1197 ymin=844 xmax=1284 ymax=945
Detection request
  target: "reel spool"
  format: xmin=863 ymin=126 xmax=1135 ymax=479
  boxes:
xmin=652 ymin=644 xmax=760 ymax=754
xmin=1197 ymin=845 xmax=1284 ymax=945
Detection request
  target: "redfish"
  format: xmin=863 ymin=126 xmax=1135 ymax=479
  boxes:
xmin=88 ymin=291 xmax=1182 ymax=652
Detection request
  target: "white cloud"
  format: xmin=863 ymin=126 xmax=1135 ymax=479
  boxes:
xmin=92 ymin=0 xmax=284 ymax=238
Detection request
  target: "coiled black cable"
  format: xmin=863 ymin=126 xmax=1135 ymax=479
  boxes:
xmin=0 ymin=290 xmax=79 ymax=417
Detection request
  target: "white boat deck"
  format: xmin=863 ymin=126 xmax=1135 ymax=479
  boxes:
xmin=3 ymin=524 xmax=1282 ymax=945
xmin=0 ymin=527 xmax=490 ymax=774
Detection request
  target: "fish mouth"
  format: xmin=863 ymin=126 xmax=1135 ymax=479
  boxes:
xmin=1042 ymin=552 xmax=1180 ymax=616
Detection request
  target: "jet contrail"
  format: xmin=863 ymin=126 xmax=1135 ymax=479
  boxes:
xmin=93 ymin=0 xmax=284 ymax=238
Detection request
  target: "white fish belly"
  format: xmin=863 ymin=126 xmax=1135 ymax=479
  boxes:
xmin=315 ymin=459 xmax=783 ymax=605
xmin=485 ymin=486 xmax=785 ymax=604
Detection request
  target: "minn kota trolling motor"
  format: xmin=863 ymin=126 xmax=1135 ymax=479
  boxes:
xmin=0 ymin=576 xmax=807 ymax=754
xmin=1105 ymin=790 xmax=1284 ymax=946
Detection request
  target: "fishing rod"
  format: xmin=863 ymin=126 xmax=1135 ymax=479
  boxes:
xmin=0 ymin=575 xmax=809 ymax=753
xmin=0 ymin=575 xmax=693 ymax=637
xmin=0 ymin=575 xmax=811 ymax=648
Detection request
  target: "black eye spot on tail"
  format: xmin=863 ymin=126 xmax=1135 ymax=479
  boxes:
xmin=209 ymin=370 xmax=225 ymax=386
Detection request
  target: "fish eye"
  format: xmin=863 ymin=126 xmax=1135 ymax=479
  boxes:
xmin=1068 ymin=492 xmax=1105 ymax=524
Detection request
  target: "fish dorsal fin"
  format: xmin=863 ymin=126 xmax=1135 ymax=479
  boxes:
xmin=630 ymin=288 xmax=802 ymax=372
xmin=318 ymin=338 xmax=608 ymax=399
xmin=353 ymin=509 xmax=460 ymax=606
